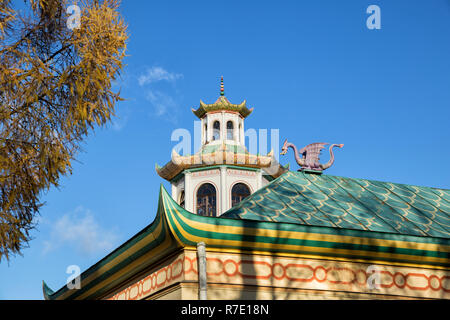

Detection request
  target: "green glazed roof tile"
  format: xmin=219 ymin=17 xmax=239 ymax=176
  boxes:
xmin=222 ymin=171 xmax=450 ymax=239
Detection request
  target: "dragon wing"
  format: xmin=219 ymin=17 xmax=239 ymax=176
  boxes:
xmin=305 ymin=143 xmax=328 ymax=162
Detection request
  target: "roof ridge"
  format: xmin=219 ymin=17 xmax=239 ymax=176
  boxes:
xmin=324 ymin=172 xmax=450 ymax=192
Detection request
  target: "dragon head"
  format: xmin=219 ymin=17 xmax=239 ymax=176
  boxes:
xmin=280 ymin=139 xmax=288 ymax=155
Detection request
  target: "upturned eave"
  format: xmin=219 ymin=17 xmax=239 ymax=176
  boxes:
xmin=156 ymin=148 xmax=285 ymax=181
xmin=192 ymin=97 xmax=253 ymax=119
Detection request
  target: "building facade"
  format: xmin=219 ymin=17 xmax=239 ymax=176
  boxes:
xmin=43 ymin=80 xmax=450 ymax=300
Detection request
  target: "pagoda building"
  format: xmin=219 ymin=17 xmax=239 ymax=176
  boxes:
xmin=42 ymin=80 xmax=450 ymax=300
xmin=156 ymin=77 xmax=286 ymax=216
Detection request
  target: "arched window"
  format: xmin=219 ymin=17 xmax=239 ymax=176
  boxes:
xmin=212 ymin=121 xmax=220 ymax=141
xmin=197 ymin=183 xmax=217 ymax=217
xmin=231 ymin=183 xmax=251 ymax=207
xmin=204 ymin=124 xmax=208 ymax=143
xmin=227 ymin=121 xmax=234 ymax=140
xmin=179 ymin=190 xmax=185 ymax=208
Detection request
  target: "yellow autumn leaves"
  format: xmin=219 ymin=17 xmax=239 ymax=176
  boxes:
xmin=0 ymin=0 xmax=128 ymax=261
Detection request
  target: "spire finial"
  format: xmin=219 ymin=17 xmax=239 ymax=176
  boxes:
xmin=220 ymin=76 xmax=224 ymax=96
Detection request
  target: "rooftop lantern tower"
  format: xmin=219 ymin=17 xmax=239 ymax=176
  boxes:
xmin=193 ymin=76 xmax=252 ymax=147
xmin=156 ymin=77 xmax=286 ymax=217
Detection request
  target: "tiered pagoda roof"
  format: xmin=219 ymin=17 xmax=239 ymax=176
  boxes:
xmin=192 ymin=96 xmax=253 ymax=119
xmin=191 ymin=77 xmax=253 ymax=118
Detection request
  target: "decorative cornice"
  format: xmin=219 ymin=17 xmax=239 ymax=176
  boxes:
xmin=156 ymin=144 xmax=285 ymax=181
xmin=106 ymin=249 xmax=450 ymax=300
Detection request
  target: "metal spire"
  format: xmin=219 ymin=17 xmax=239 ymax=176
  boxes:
xmin=220 ymin=76 xmax=224 ymax=96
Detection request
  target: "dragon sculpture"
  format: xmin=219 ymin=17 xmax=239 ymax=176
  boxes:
xmin=280 ymin=139 xmax=344 ymax=172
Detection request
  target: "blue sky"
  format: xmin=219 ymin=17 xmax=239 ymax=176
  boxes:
xmin=1 ymin=0 xmax=449 ymax=299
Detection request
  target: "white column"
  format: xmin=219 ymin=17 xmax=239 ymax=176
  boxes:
xmin=239 ymin=119 xmax=245 ymax=146
xmin=201 ymin=118 xmax=205 ymax=145
xmin=208 ymin=116 xmax=213 ymax=142
xmin=221 ymin=112 xmax=225 ymax=141
xmin=171 ymin=183 xmax=178 ymax=202
xmin=197 ymin=242 xmax=207 ymax=300
xmin=185 ymin=171 xmax=193 ymax=213
xmin=220 ymin=166 xmax=227 ymax=215
xmin=256 ymin=169 xmax=262 ymax=192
